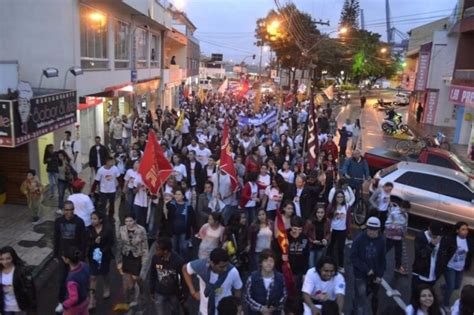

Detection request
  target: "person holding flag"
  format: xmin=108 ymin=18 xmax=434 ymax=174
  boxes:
xmin=275 ymin=207 xmax=297 ymax=298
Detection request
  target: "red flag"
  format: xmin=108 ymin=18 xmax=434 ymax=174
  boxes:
xmin=138 ymin=131 xmax=173 ymax=194
xmin=219 ymin=120 xmax=238 ymax=192
xmin=285 ymin=93 xmax=294 ymax=109
xmin=275 ymin=208 xmax=297 ymax=296
xmin=306 ymin=103 xmax=319 ymax=169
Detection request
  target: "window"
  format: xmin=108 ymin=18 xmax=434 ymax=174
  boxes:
xmin=437 ymin=178 xmax=473 ymax=202
xmin=80 ymin=6 xmax=108 ymax=69
xmin=427 ymin=154 xmax=453 ymax=169
xmin=394 ymin=171 xmax=439 ymax=193
xmin=135 ymin=28 xmax=148 ymax=68
xmin=150 ymin=34 xmax=160 ymax=68
xmin=115 ymin=20 xmax=130 ymax=69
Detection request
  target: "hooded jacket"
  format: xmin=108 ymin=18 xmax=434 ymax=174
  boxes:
xmin=350 ymin=231 xmax=386 ymax=279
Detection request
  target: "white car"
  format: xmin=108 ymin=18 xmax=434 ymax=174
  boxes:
xmin=375 ymin=162 xmax=474 ymax=227
xmin=393 ymin=93 xmax=410 ymax=106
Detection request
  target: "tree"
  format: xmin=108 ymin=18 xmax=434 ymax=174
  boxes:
xmin=255 ymin=4 xmax=321 ymax=84
xmin=339 ymin=0 xmax=360 ymax=30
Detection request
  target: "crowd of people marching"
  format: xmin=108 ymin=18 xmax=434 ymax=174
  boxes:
xmin=2 ymin=89 xmax=474 ymax=315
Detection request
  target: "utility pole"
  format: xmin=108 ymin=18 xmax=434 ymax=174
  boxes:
xmin=386 ymin=0 xmax=392 ymax=43
xmin=360 ymin=9 xmax=365 ymax=30
xmin=258 ymin=44 xmax=263 ymax=82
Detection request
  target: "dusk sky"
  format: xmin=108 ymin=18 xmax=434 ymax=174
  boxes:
xmin=171 ymin=0 xmax=457 ymax=63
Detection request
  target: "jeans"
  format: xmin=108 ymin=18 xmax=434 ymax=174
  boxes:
xmin=57 ymin=179 xmax=68 ymax=210
xmin=443 ymin=267 xmax=463 ymax=307
xmin=173 ymin=233 xmax=187 ymax=258
xmin=154 ymin=293 xmax=180 ymax=315
xmin=309 ymin=247 xmax=326 ymax=268
xmin=99 ymin=192 xmax=116 ymax=218
xmin=385 ymin=238 xmax=402 ymax=269
xmin=328 ymin=230 xmax=346 ymax=268
xmin=47 ymin=172 xmax=58 ymax=196
xmin=222 ymin=205 xmax=237 ymax=225
xmin=133 ymin=204 xmax=147 ymax=229
xmin=354 ymin=277 xmax=380 ymax=315
xmin=126 ymin=188 xmax=135 ymax=213
xmin=245 ymin=206 xmax=256 ymax=226
xmin=58 ymin=259 xmax=69 ymax=302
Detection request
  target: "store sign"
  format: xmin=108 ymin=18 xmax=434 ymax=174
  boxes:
xmin=0 ymin=101 xmax=13 ymax=147
xmin=424 ymin=89 xmax=439 ymax=125
xmin=414 ymin=51 xmax=431 ymax=91
xmin=0 ymin=91 xmax=77 ymax=148
xmin=449 ymin=85 xmax=474 ymax=108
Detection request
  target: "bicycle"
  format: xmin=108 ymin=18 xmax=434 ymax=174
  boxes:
xmin=395 ymin=136 xmax=429 ymax=154
xmin=347 ymin=177 xmax=369 ymax=226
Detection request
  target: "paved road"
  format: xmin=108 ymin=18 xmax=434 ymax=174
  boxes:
xmin=36 ymin=90 xmax=472 ymax=314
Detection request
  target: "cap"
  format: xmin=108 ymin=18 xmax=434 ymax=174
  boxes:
xmin=71 ymin=178 xmax=85 ymax=190
xmin=366 ymin=216 xmax=381 ymax=229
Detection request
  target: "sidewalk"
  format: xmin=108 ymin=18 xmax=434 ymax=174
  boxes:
xmin=407 ymin=115 xmax=473 ymax=167
xmin=0 ymin=166 xmax=121 ymax=278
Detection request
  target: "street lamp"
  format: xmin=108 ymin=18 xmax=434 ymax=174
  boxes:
xmin=380 ymin=47 xmax=388 ymax=54
xmin=339 ymin=27 xmax=348 ymax=35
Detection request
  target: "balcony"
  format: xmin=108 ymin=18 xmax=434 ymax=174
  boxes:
xmin=163 ymin=65 xmax=185 ymax=84
xmin=452 ymin=69 xmax=474 ymax=86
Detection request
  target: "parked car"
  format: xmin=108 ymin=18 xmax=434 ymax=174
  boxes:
xmin=393 ymin=93 xmax=410 ymax=106
xmin=365 ymin=147 xmax=473 ymax=178
xmin=374 ymin=162 xmax=474 ymax=227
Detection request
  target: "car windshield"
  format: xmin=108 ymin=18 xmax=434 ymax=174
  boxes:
xmin=450 ymin=153 xmax=473 ymax=175
xmin=380 ymin=164 xmax=398 ymax=178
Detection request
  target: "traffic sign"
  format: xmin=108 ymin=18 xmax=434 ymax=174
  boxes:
xmin=273 ymin=77 xmax=280 ymax=83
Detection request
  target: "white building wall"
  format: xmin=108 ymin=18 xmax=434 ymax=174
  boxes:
xmin=426 ymin=30 xmax=459 ymax=127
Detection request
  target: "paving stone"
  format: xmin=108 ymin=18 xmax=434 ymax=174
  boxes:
xmin=19 ymin=230 xmax=44 ymax=242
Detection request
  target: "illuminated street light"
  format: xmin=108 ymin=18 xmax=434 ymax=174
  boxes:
xmin=339 ymin=27 xmax=348 ymax=35
xmin=380 ymin=47 xmax=388 ymax=53
xmin=266 ymin=20 xmax=280 ymax=36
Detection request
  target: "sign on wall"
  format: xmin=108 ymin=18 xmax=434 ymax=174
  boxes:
xmin=424 ymin=89 xmax=439 ymax=125
xmin=0 ymin=91 xmax=77 ymax=147
xmin=414 ymin=51 xmax=431 ymax=91
xmin=449 ymin=85 xmax=474 ymax=108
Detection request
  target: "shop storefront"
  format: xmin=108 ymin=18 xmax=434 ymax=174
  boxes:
xmin=0 ymin=90 xmax=77 ymax=204
xmin=448 ymin=84 xmax=474 ymax=149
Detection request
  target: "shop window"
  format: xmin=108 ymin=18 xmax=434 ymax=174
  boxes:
xmin=150 ymin=34 xmax=160 ymax=68
xmin=115 ymin=20 xmax=130 ymax=69
xmin=135 ymin=28 xmax=148 ymax=68
xmin=80 ymin=5 xmax=109 ymax=69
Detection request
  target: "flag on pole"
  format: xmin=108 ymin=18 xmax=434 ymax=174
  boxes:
xmin=218 ymin=78 xmax=228 ymax=94
xmin=306 ymin=103 xmax=319 ymax=169
xmin=175 ymin=112 xmax=184 ymax=131
xmin=275 ymin=208 xmax=297 ymax=297
xmin=254 ymin=87 xmax=262 ymax=112
xmin=323 ymin=85 xmax=334 ymax=100
xmin=138 ymin=131 xmax=173 ymax=194
xmin=198 ymin=87 xmax=206 ymax=104
xmin=219 ymin=120 xmax=238 ymax=192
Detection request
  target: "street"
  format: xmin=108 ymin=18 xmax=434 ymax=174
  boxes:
xmin=32 ymin=90 xmax=471 ymax=315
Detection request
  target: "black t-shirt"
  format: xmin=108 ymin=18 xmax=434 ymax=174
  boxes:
xmin=149 ymin=252 xmax=185 ymax=295
xmin=287 ymin=231 xmax=309 ymax=275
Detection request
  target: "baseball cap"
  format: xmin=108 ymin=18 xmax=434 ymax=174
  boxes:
xmin=71 ymin=178 xmax=85 ymax=191
xmin=366 ymin=217 xmax=381 ymax=229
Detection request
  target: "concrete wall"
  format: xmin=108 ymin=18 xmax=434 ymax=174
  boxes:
xmin=426 ymin=30 xmax=459 ymax=127
xmin=407 ymin=18 xmax=450 ymax=53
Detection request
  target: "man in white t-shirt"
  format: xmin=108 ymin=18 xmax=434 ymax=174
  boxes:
xmin=195 ymin=141 xmax=212 ymax=167
xmin=60 ymin=130 xmax=74 ymax=161
xmin=93 ymin=156 xmax=120 ymax=220
xmin=182 ymin=248 xmax=242 ymax=315
xmin=302 ymin=256 xmax=345 ymax=315
xmin=68 ymin=178 xmax=94 ymax=227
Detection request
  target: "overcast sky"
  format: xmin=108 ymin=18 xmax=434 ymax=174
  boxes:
xmin=172 ymin=0 xmax=457 ymax=62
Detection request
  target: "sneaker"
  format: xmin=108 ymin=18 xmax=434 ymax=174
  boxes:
xmin=103 ymin=286 xmax=110 ymax=299
xmin=55 ymin=303 xmax=64 ymax=313
xmin=55 ymin=209 xmax=63 ymax=215
xmin=113 ymin=303 xmax=130 ymax=312
xmin=338 ymin=267 xmax=345 ymax=274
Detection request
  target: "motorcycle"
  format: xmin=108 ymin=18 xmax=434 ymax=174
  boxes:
xmin=381 ymin=113 xmax=409 ymax=135
xmin=372 ymin=98 xmax=393 ymax=111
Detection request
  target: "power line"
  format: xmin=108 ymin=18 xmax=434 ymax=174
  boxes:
xmin=197 ymin=38 xmax=256 ymax=54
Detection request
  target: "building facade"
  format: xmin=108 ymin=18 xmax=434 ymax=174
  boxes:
xmin=0 ymin=0 xmax=199 ymax=203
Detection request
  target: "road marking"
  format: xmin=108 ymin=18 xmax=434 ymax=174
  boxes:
xmin=381 ymin=278 xmax=407 ymax=309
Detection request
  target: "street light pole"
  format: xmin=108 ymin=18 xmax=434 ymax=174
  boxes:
xmin=258 ymin=44 xmax=263 ymax=81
